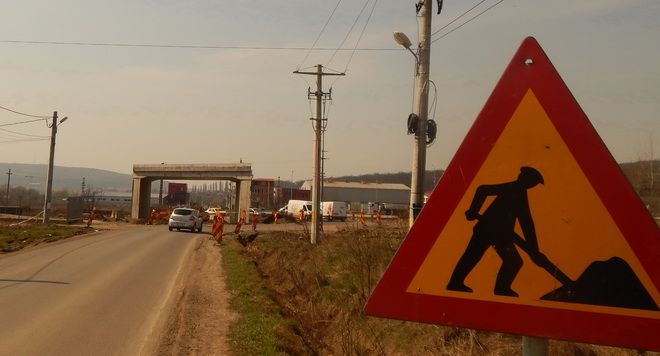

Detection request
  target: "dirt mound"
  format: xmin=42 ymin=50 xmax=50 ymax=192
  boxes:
xmin=541 ymin=256 xmax=659 ymax=311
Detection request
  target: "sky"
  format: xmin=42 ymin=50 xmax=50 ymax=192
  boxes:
xmin=0 ymin=0 xmax=658 ymax=183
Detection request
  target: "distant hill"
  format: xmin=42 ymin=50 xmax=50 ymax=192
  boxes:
xmin=328 ymin=170 xmax=444 ymax=193
xmin=1 ymin=160 xmax=656 ymax=206
xmin=0 ymin=163 xmax=132 ymax=193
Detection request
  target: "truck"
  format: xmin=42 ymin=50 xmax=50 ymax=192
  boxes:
xmin=165 ymin=183 xmax=189 ymax=205
xmin=321 ymin=201 xmax=347 ymax=221
xmin=287 ymin=200 xmax=312 ymax=219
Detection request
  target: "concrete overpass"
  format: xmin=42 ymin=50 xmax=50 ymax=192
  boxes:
xmin=131 ymin=163 xmax=252 ymax=222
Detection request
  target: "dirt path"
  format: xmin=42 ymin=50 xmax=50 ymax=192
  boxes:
xmin=153 ymin=237 xmax=236 ymax=355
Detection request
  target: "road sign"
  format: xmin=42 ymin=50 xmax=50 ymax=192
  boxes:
xmin=364 ymin=37 xmax=660 ymax=351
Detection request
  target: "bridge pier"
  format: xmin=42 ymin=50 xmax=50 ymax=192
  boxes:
xmin=131 ymin=176 xmax=152 ymax=221
xmin=234 ymin=179 xmax=252 ymax=223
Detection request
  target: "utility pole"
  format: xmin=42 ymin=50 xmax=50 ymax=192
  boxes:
xmin=43 ymin=112 xmax=67 ymax=224
xmin=409 ymin=0 xmax=432 ymax=228
xmin=159 ymin=180 xmax=164 ymax=207
xmin=159 ymin=162 xmax=165 ymax=207
xmin=294 ymin=64 xmax=344 ymax=244
xmin=5 ymin=168 xmax=12 ymax=204
xmin=290 ymin=170 xmax=293 ymax=201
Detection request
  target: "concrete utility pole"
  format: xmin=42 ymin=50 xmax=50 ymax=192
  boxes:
xmin=293 ymin=64 xmax=344 ymax=244
xmin=43 ymin=112 xmax=67 ymax=224
xmin=5 ymin=168 xmax=12 ymax=204
xmin=409 ymin=0 xmax=432 ymax=228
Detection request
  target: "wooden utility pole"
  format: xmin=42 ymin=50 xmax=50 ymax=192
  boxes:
xmin=5 ymin=168 xmax=12 ymax=204
xmin=293 ymin=65 xmax=344 ymax=244
xmin=43 ymin=112 xmax=67 ymax=224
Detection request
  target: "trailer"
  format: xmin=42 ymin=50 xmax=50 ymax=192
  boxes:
xmin=286 ymin=200 xmax=312 ymax=219
xmin=321 ymin=201 xmax=347 ymax=221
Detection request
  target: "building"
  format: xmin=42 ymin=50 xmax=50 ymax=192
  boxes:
xmin=251 ymin=178 xmax=275 ymax=209
xmin=85 ymin=192 xmax=159 ymax=208
xmin=273 ymin=187 xmax=310 ymax=208
xmin=300 ymin=181 xmax=410 ymax=206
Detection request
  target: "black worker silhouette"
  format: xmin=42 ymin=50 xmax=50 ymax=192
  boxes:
xmin=446 ymin=166 xmax=551 ymax=297
xmin=444 ymin=166 xmax=659 ymax=310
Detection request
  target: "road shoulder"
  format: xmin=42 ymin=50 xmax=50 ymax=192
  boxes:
xmin=146 ymin=236 xmax=236 ymax=355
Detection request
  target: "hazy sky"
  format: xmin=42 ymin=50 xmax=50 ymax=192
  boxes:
xmin=0 ymin=0 xmax=658 ymax=182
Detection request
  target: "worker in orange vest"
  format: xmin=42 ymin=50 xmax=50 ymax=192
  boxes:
xmin=148 ymin=208 xmax=158 ymax=225
xmin=252 ymin=210 xmax=259 ymax=231
xmin=87 ymin=207 xmax=97 ymax=227
xmin=298 ymin=209 xmax=305 ymax=222
xmin=235 ymin=209 xmax=247 ymax=233
xmin=359 ymin=210 xmax=366 ymax=226
xmin=212 ymin=211 xmax=224 ymax=243
xmin=374 ymin=210 xmax=382 ymax=225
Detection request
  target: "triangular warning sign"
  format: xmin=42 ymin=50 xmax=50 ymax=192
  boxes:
xmin=365 ymin=37 xmax=660 ymax=351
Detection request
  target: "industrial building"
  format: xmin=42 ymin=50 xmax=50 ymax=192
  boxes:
xmin=300 ymin=180 xmax=410 ymax=206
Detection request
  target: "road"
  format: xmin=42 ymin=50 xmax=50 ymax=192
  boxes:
xmin=0 ymin=226 xmax=200 ymax=356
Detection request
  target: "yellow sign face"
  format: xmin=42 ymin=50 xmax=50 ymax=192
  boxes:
xmin=407 ymin=89 xmax=660 ymax=319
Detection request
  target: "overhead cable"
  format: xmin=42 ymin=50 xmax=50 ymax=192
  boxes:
xmin=0 ymin=39 xmax=400 ymax=52
xmin=343 ymin=0 xmax=379 ymax=73
xmin=0 ymin=104 xmax=50 ymax=119
xmin=0 ymin=118 xmax=47 ymax=127
xmin=0 ymin=127 xmax=49 ymax=138
xmin=297 ymin=0 xmax=343 ymax=70
xmin=430 ymin=0 xmax=488 ymax=37
xmin=431 ymin=0 xmax=505 ymax=44
xmin=327 ymin=0 xmax=372 ymax=67
xmin=0 ymin=137 xmax=49 ymax=144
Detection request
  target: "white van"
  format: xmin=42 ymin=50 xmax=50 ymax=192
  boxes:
xmin=287 ymin=200 xmax=312 ymax=219
xmin=321 ymin=201 xmax=347 ymax=221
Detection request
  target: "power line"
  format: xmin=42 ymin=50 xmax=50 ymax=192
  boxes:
xmin=0 ymin=104 xmax=50 ymax=119
xmin=343 ymin=0 xmax=379 ymax=73
xmin=430 ymin=0 xmax=488 ymax=37
xmin=327 ymin=0 xmax=373 ymax=67
xmin=0 ymin=118 xmax=47 ymax=127
xmin=0 ymin=127 xmax=49 ymax=139
xmin=0 ymin=39 xmax=401 ymax=52
xmin=0 ymin=137 xmax=49 ymax=144
xmin=297 ymin=0 xmax=343 ymax=70
xmin=431 ymin=0 xmax=505 ymax=44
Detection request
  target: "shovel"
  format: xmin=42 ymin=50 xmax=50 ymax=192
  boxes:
xmin=511 ymin=233 xmax=573 ymax=285
xmin=473 ymin=214 xmax=573 ymax=285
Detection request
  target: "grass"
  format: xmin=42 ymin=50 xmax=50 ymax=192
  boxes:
xmin=220 ymin=223 xmax=657 ymax=355
xmin=0 ymin=224 xmax=89 ymax=252
xmin=221 ymin=237 xmax=291 ymax=355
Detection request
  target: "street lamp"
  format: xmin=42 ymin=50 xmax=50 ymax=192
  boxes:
xmin=393 ymin=31 xmax=418 ymax=61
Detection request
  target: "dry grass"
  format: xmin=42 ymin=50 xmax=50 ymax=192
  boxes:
xmin=229 ymin=223 xmax=657 ymax=355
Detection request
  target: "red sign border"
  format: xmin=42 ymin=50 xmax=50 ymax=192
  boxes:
xmin=364 ymin=36 xmax=660 ymax=351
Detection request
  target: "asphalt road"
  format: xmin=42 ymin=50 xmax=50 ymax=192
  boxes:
xmin=0 ymin=226 xmax=200 ymax=356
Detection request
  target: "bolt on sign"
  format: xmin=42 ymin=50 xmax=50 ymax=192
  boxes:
xmin=364 ymin=37 xmax=660 ymax=351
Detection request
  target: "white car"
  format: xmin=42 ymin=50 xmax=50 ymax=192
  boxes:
xmin=168 ymin=208 xmax=203 ymax=232
xmin=249 ymin=207 xmax=270 ymax=218
xmin=205 ymin=207 xmax=227 ymax=216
